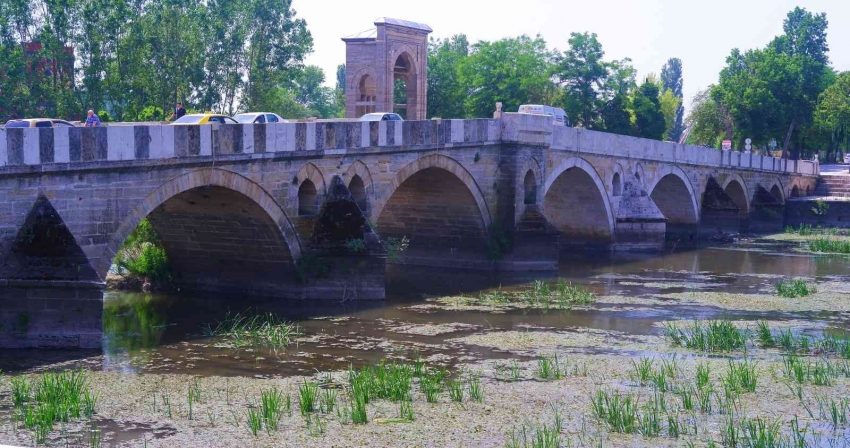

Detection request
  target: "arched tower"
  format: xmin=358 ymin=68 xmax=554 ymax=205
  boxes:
xmin=342 ymin=17 xmax=431 ymax=120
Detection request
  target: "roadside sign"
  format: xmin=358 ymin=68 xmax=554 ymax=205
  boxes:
xmin=722 ymin=140 xmax=732 ymax=150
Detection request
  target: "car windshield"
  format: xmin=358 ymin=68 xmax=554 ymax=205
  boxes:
xmin=233 ymin=114 xmax=258 ymax=123
xmin=3 ymin=121 xmax=29 ymax=128
xmin=174 ymin=115 xmax=205 ymax=124
xmin=359 ymin=114 xmax=384 ymax=121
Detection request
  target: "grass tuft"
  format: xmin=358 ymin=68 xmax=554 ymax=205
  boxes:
xmin=202 ymin=311 xmax=300 ymax=349
xmin=775 ymin=279 xmax=817 ymax=298
xmin=664 ymin=320 xmax=749 ymax=352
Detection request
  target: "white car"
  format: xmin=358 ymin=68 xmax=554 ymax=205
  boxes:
xmin=359 ymin=113 xmax=403 ymax=122
xmin=233 ymin=113 xmax=287 ymax=124
xmin=518 ymin=104 xmax=571 ymax=127
xmin=845 ymin=153 xmax=850 ymax=164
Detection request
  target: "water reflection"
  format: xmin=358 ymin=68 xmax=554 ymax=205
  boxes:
xmin=9 ymin=238 xmax=850 ymax=376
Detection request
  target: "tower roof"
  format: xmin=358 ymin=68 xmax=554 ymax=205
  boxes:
xmin=374 ymin=17 xmax=432 ymax=33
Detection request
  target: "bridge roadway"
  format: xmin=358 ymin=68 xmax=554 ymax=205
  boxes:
xmin=0 ymin=113 xmax=818 ymax=347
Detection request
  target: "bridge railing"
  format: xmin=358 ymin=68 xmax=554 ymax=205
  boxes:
xmin=0 ymin=119 xmax=500 ymax=168
xmin=502 ymin=113 xmax=819 ymax=176
xmin=0 ymin=116 xmax=818 ymax=176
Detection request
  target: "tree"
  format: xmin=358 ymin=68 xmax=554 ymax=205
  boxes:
xmin=427 ymin=34 xmax=469 ymax=118
xmin=815 ymin=72 xmax=850 ymax=158
xmin=768 ymin=7 xmax=832 ymax=157
xmin=686 ymin=87 xmax=727 ymax=147
xmin=458 ymin=35 xmax=554 ymax=119
xmin=554 ymin=32 xmax=608 ymax=128
xmin=661 ymin=58 xmax=685 ymax=141
xmin=632 ymin=81 xmax=666 ymax=140
xmin=600 ymin=93 xmax=633 ymax=136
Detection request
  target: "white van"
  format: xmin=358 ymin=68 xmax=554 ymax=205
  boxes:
xmin=518 ymin=105 xmax=571 ymax=127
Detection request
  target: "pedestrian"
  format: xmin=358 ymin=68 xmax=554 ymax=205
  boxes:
xmin=85 ymin=110 xmax=101 ymax=127
xmin=169 ymin=102 xmax=187 ymax=121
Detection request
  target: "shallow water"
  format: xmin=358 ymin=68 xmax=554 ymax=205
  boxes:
xmin=2 ymin=238 xmax=847 ymax=377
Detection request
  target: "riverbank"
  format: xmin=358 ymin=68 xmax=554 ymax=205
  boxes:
xmin=2 ymin=240 xmax=849 ymax=446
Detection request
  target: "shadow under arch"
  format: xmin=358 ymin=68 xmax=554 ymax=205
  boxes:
xmin=647 ymin=166 xmax=700 ymax=241
xmin=104 ymin=168 xmax=303 ymax=290
xmin=542 ymin=157 xmax=615 ymax=244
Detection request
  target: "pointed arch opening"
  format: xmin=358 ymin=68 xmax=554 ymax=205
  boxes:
xmin=524 ymin=170 xmax=537 ymax=205
xmin=298 ymin=180 xmax=319 ymax=216
xmin=649 ymin=171 xmax=699 ymax=241
xmin=612 ymin=172 xmax=622 ymax=197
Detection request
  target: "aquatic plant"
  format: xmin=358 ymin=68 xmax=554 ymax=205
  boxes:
xmin=468 ymin=372 xmax=484 ymax=403
xmin=756 ymin=321 xmax=774 ymax=347
xmin=631 ymin=358 xmax=653 ymax=386
xmin=808 ymin=237 xmax=850 ymax=254
xmin=420 ymin=372 xmax=443 ymax=403
xmin=664 ymin=320 xmax=749 ymax=352
xmin=722 ymin=359 xmax=758 ymax=393
xmin=536 ymin=355 xmax=562 ymax=380
xmin=298 ymin=382 xmax=319 ymax=416
xmin=319 ymin=388 xmax=337 ymax=414
xmin=775 ymin=278 xmax=817 ymax=298
xmin=201 ymin=311 xmax=300 ymax=349
xmin=261 ymin=387 xmax=285 ymax=430
xmin=349 ymin=392 xmax=368 ymax=424
xmin=10 ymin=371 xmax=99 ymax=443
xmin=740 ymin=417 xmax=782 ymax=447
xmin=348 ymin=361 xmax=415 ymax=402
xmin=505 ymin=422 xmax=562 ymax=448
xmin=448 ymin=380 xmax=463 ymax=402
xmin=399 ymin=400 xmax=414 ymax=421
xmin=590 ymin=389 xmax=639 ymax=434
xmin=695 ymin=362 xmax=711 ymax=391
xmin=246 ymin=408 xmax=262 ymax=436
xmin=509 ymin=360 xmax=522 ymax=382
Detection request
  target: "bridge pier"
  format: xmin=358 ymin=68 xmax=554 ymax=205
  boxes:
xmin=0 ymin=280 xmax=103 ymax=349
xmin=612 ymin=174 xmax=666 ymax=251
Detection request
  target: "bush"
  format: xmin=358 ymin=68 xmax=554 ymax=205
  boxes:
xmin=113 ymin=219 xmax=170 ymax=282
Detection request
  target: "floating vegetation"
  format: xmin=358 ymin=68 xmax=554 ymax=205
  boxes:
xmin=476 ymin=279 xmax=595 ymax=309
xmin=664 ymin=320 xmax=749 ymax=352
xmin=808 ymin=237 xmax=850 ymax=254
xmin=775 ymin=278 xmax=817 ymax=298
xmin=201 ymin=311 xmax=300 ymax=349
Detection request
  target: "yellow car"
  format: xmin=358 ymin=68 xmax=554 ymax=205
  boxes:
xmin=172 ymin=113 xmax=238 ymax=125
xmin=3 ymin=118 xmax=76 ymax=128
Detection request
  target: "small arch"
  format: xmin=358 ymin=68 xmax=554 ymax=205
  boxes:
xmin=349 ymin=175 xmax=368 ymax=213
xmin=634 ymin=163 xmax=645 ymax=185
xmin=344 ymin=160 xmax=374 ymax=214
xmin=543 ymin=157 xmax=615 ymax=242
xmin=649 ymin=167 xmax=700 ymax=240
xmin=523 ymin=170 xmax=537 ymax=204
xmin=298 ymin=180 xmax=319 ymax=216
xmin=791 ymin=185 xmax=801 ymax=198
xmin=612 ymin=172 xmax=622 ymax=197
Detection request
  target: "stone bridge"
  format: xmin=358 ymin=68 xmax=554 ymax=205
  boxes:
xmin=0 ymin=114 xmax=818 ymax=347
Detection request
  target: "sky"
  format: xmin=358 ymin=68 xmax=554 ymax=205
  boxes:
xmin=296 ymin=0 xmax=850 ymax=113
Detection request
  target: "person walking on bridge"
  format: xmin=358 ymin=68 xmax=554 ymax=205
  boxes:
xmin=169 ymin=102 xmax=186 ymax=121
xmin=84 ymin=110 xmax=101 ymax=127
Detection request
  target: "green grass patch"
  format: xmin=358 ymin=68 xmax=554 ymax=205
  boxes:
xmin=201 ymin=311 xmax=300 ymax=349
xmin=774 ymin=278 xmax=817 ymax=298
xmin=11 ymin=370 xmax=97 ymax=444
xmin=664 ymin=320 xmax=749 ymax=352
xmin=808 ymin=237 xmax=850 ymax=254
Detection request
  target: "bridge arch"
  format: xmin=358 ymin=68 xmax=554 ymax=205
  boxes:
xmin=105 ymin=168 xmax=302 ymax=287
xmin=722 ymin=174 xmax=750 ymax=217
xmin=292 ymin=163 xmax=326 ymax=216
xmin=543 ymin=157 xmax=614 ymax=242
xmin=611 ymin=163 xmax=625 ymax=197
xmin=767 ymin=178 xmax=785 ymax=203
xmin=344 ymin=160 xmax=374 ymax=214
xmin=374 ymin=153 xmax=491 ymax=252
xmin=648 ymin=166 xmax=700 ymax=240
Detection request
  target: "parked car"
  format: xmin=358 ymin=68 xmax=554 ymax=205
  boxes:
xmin=518 ymin=104 xmax=571 ymax=127
xmin=233 ymin=112 xmax=287 ymax=124
xmin=172 ymin=113 xmax=238 ymax=125
xmin=359 ymin=113 xmax=404 ymax=122
xmin=3 ymin=118 xmax=76 ymax=128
